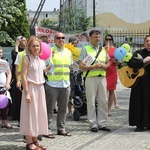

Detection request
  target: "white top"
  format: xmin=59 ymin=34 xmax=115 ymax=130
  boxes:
xmin=14 ymin=52 xmax=26 ymax=66
xmin=0 ymin=72 xmax=6 ymax=87
xmin=0 ymin=59 xmax=9 ymax=86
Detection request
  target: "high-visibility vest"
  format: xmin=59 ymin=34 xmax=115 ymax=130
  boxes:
xmin=83 ymin=45 xmax=107 ymax=77
xmin=46 ymin=46 xmax=72 ymax=81
xmin=17 ymin=51 xmax=26 ymax=80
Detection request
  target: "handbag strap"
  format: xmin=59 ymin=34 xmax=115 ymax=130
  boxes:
xmin=84 ymin=46 xmax=102 ymax=79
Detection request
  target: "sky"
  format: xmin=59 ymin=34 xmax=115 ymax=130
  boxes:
xmin=26 ymin=0 xmax=60 ymax=11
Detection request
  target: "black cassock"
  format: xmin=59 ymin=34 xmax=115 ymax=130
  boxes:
xmin=128 ymin=48 xmax=150 ymax=128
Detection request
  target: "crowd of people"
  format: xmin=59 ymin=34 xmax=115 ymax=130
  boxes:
xmin=0 ymin=30 xmax=150 ymax=149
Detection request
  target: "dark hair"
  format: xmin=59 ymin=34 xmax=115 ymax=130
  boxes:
xmin=104 ymin=34 xmax=114 ymax=43
xmin=80 ymin=32 xmax=88 ymax=38
xmin=38 ymin=34 xmax=48 ymax=39
xmin=80 ymin=32 xmax=89 ymax=41
xmin=89 ymin=30 xmax=101 ymax=37
xmin=144 ymin=35 xmax=150 ymax=42
xmin=68 ymin=36 xmax=78 ymax=43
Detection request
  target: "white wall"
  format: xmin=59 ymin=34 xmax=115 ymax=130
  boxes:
xmin=69 ymin=0 xmax=150 ymax=24
xmin=89 ymin=0 xmax=149 ymax=24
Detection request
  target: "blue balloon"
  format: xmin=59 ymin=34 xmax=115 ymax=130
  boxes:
xmin=114 ymin=47 xmax=127 ymax=60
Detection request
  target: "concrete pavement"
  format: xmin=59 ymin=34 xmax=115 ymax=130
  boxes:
xmin=1 ymin=80 xmax=150 ymax=150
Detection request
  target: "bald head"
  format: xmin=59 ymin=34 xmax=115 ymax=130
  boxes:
xmin=54 ymin=32 xmax=64 ymax=39
xmin=54 ymin=32 xmax=65 ymax=49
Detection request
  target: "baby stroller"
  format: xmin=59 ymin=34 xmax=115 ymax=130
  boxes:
xmin=70 ymin=70 xmax=87 ymax=121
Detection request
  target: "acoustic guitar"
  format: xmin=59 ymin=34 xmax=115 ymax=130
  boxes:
xmin=118 ymin=53 xmax=150 ymax=88
xmin=118 ymin=65 xmax=145 ymax=88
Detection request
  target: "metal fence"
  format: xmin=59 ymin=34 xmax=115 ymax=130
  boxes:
xmin=109 ymin=29 xmax=150 ymax=52
xmin=2 ymin=29 xmax=150 ymax=63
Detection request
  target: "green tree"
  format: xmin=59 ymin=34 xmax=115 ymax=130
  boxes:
xmin=40 ymin=19 xmax=59 ymax=30
xmin=0 ymin=0 xmax=30 ymax=46
xmin=60 ymin=5 xmax=91 ymax=33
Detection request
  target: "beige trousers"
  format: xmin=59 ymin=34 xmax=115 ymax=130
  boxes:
xmin=85 ymin=76 xmax=108 ymax=128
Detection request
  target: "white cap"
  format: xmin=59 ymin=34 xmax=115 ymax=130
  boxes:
xmin=16 ymin=36 xmax=23 ymax=41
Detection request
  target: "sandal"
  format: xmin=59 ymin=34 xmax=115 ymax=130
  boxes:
xmin=38 ymin=135 xmax=42 ymax=141
xmin=115 ymin=104 xmax=120 ymax=109
xmin=26 ymin=143 xmax=41 ymax=150
xmin=1 ymin=124 xmax=13 ymax=129
xmin=43 ymin=133 xmax=55 ymax=139
xmin=108 ymin=112 xmax=112 ymax=116
xmin=33 ymin=141 xmax=47 ymax=150
xmin=53 ymin=109 xmax=57 ymax=114
xmin=67 ymin=113 xmax=72 ymax=118
xmin=57 ymin=130 xmax=71 ymax=136
xmin=22 ymin=136 xmax=27 ymax=143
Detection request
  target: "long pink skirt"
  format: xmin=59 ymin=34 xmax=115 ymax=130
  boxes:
xmin=20 ymin=82 xmax=48 ymax=136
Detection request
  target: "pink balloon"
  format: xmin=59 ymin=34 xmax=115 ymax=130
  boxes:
xmin=39 ymin=42 xmax=51 ymax=60
xmin=0 ymin=94 xmax=8 ymax=109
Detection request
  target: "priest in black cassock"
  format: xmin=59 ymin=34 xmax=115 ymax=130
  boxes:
xmin=128 ymin=35 xmax=150 ymax=132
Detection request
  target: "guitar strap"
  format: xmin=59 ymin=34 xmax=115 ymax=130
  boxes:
xmin=84 ymin=46 xmax=102 ymax=83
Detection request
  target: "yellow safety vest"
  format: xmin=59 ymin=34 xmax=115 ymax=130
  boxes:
xmin=83 ymin=45 xmax=107 ymax=77
xmin=18 ymin=51 xmax=26 ymax=80
xmin=46 ymin=46 xmax=72 ymax=81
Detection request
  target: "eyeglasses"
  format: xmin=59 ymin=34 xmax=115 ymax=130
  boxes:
xmin=56 ymin=37 xmax=65 ymax=40
xmin=105 ymin=38 xmax=112 ymax=41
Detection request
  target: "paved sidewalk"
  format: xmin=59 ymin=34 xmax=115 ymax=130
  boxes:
xmin=1 ymin=80 xmax=150 ymax=150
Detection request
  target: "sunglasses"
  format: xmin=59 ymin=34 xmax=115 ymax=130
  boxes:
xmin=56 ymin=37 xmax=65 ymax=40
xmin=105 ymin=38 xmax=112 ymax=41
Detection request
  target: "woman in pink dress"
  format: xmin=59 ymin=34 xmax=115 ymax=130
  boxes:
xmin=104 ymin=34 xmax=120 ymax=116
xmin=20 ymin=36 xmax=49 ymax=150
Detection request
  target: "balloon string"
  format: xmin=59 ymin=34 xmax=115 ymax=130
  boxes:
xmin=48 ymin=59 xmax=55 ymax=78
xmin=10 ymin=79 xmax=14 ymax=85
xmin=19 ymin=88 xmax=23 ymax=93
xmin=52 ymin=72 xmax=56 ymax=79
xmin=48 ymin=59 xmax=51 ymax=65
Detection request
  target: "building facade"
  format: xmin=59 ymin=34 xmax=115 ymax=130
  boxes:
xmin=26 ymin=8 xmax=59 ymax=27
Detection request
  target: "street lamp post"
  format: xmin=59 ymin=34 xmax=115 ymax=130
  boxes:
xmin=93 ymin=0 xmax=96 ymax=27
xmin=59 ymin=0 xmax=64 ymax=29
